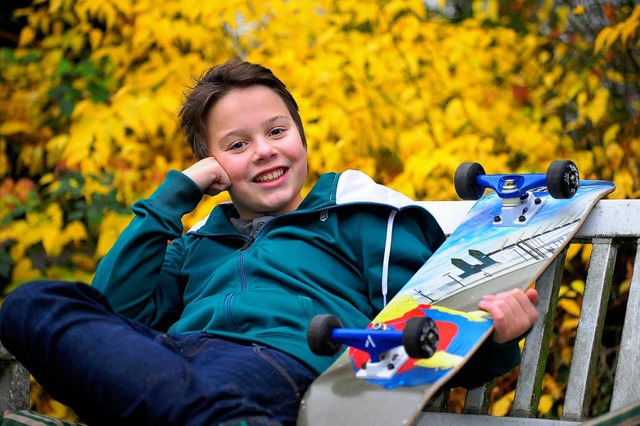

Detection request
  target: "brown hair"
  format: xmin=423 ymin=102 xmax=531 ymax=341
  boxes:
xmin=179 ymin=60 xmax=306 ymax=159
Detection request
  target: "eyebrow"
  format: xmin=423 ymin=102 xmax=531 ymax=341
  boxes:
xmin=219 ymin=115 xmax=290 ymax=141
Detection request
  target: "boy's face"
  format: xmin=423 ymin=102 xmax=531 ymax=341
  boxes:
xmin=206 ymin=85 xmax=308 ymax=220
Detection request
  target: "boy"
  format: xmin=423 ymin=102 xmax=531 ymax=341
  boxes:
xmin=0 ymin=60 xmax=538 ymax=425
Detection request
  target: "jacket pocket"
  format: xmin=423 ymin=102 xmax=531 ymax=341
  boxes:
xmin=225 ymin=291 xmax=320 ymax=338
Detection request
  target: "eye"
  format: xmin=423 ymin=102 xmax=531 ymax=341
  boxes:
xmin=269 ymin=127 xmax=285 ymax=137
xmin=229 ymin=140 xmax=248 ymax=150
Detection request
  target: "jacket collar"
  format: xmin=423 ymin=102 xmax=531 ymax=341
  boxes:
xmin=187 ymin=170 xmax=419 ymax=235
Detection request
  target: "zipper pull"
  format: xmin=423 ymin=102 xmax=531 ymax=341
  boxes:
xmin=241 ymin=236 xmax=255 ymax=250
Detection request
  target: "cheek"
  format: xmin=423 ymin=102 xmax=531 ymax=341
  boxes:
xmin=290 ymin=142 xmax=308 ymax=163
xmin=216 ymin=157 xmax=247 ymax=182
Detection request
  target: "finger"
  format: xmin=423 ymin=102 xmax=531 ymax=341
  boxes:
xmin=205 ymin=175 xmax=231 ymax=195
xmin=481 ymin=290 xmax=538 ymax=344
xmin=513 ymin=289 xmax=539 ymax=317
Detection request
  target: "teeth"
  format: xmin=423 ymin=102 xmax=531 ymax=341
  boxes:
xmin=255 ymin=168 xmax=284 ymax=182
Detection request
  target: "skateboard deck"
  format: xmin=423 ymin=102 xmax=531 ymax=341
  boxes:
xmin=298 ymin=162 xmax=614 ymax=425
xmin=582 ymin=400 xmax=640 ymax=426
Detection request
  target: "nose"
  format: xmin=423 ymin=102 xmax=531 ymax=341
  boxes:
xmin=252 ymin=137 xmax=277 ymax=162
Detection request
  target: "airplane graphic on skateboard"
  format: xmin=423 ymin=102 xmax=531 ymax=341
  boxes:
xmin=297 ymin=160 xmax=615 ymax=425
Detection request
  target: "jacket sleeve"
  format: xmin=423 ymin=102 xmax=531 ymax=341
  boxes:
xmin=91 ymin=170 xmax=204 ymax=330
xmin=447 ymin=337 xmax=522 ymax=389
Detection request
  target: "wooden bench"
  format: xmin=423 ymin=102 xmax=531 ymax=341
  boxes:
xmin=0 ymin=340 xmax=29 ymax=411
xmin=1 ymin=199 xmax=639 ymax=424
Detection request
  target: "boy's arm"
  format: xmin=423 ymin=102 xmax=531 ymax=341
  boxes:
xmin=447 ymin=336 xmax=522 ymax=389
xmin=92 ymin=171 xmax=203 ymax=329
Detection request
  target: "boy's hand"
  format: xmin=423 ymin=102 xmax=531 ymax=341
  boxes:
xmin=182 ymin=157 xmax=232 ymax=196
xmin=478 ymin=288 xmax=539 ymax=344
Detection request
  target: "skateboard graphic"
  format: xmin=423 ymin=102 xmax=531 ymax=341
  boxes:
xmin=297 ymin=161 xmax=615 ymax=425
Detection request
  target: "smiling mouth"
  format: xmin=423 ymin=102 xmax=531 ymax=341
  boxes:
xmin=254 ymin=168 xmax=286 ymax=183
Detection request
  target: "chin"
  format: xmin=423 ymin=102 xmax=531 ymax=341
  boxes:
xmin=259 ymin=199 xmax=295 ymax=216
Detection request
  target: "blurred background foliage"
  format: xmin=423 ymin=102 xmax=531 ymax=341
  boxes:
xmin=0 ymin=0 xmax=639 ymax=422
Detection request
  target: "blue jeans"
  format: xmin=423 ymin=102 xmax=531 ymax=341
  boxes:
xmin=0 ymin=281 xmax=317 ymax=426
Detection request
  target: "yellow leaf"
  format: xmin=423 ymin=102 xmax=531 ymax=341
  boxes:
xmin=603 ymin=124 xmax=620 ymax=145
xmin=572 ymin=5 xmax=585 ymax=15
xmin=561 ymin=347 xmax=573 ymax=365
xmin=559 ymin=317 xmax=580 ymax=333
xmin=89 ymin=28 xmax=103 ymax=49
xmin=558 ymin=299 xmax=581 ymax=317
xmin=0 ymin=121 xmax=31 ymax=135
xmin=570 ymin=280 xmax=585 ymax=295
xmin=11 ymin=258 xmax=40 ymax=283
xmin=19 ymin=26 xmax=36 ymax=46
xmin=491 ymin=390 xmax=515 ymax=416
xmin=96 ymin=212 xmax=133 ymax=257
xmin=41 ymin=226 xmax=62 ymax=256
xmin=594 ymin=27 xmax=616 ymax=53
xmin=47 ymin=399 xmax=70 ymax=419
xmin=620 ymin=6 xmax=640 ymax=45
xmin=581 ymin=244 xmax=593 ymax=264
xmin=61 ymin=221 xmax=88 ymax=245
xmin=538 ymin=394 xmax=554 ymax=414
xmin=542 ymin=373 xmax=565 ymax=398
xmin=584 ymin=88 xmax=609 ymax=124
xmin=38 ymin=204 xmax=64 ymax=256
xmin=613 ymin=170 xmax=635 ymax=199
xmin=620 ymin=278 xmax=631 ymax=294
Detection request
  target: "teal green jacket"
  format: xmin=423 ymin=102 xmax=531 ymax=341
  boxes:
xmin=92 ymin=170 xmax=519 ymax=382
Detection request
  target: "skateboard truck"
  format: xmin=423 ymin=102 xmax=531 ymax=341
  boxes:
xmin=307 ymin=315 xmax=439 ymax=380
xmin=454 ymin=160 xmax=580 ymax=226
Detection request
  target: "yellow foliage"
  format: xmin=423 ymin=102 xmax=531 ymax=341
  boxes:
xmin=583 ymin=88 xmax=610 ymax=125
xmin=95 ymin=211 xmax=133 ymax=258
xmin=11 ymin=257 xmax=41 ymax=283
xmin=594 ymin=4 xmax=640 ymax=52
xmin=559 ymin=317 xmax=580 ymax=333
xmin=558 ymin=299 xmax=581 ymax=317
xmin=542 ymin=373 xmax=565 ymax=399
xmin=0 ymin=0 xmax=639 ymax=417
xmin=581 ymin=244 xmax=593 ymax=265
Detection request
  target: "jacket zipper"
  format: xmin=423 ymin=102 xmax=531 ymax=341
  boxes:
xmin=224 ymin=293 xmax=238 ymax=331
xmin=241 ymin=235 xmax=255 ymax=250
xmin=227 ymin=236 xmax=252 ymax=329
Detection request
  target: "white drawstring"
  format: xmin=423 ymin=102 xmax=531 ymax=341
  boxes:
xmin=381 ymin=210 xmax=397 ymax=307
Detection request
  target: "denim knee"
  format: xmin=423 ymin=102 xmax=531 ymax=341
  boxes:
xmin=0 ymin=280 xmax=94 ymax=351
xmin=2 ymin=280 xmax=77 ymax=317
xmin=0 ymin=280 xmax=47 ymax=324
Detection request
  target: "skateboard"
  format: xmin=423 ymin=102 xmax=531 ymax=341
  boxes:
xmin=582 ymin=400 xmax=640 ymax=426
xmin=297 ymin=160 xmax=615 ymax=425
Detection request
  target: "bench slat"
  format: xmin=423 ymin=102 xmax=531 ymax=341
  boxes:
xmin=462 ymin=384 xmax=492 ymax=415
xmin=610 ymin=239 xmax=640 ymax=411
xmin=512 ymin=252 xmax=567 ymax=417
xmin=562 ymin=239 xmax=618 ymax=421
xmin=414 ymin=411 xmax=581 ymax=425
